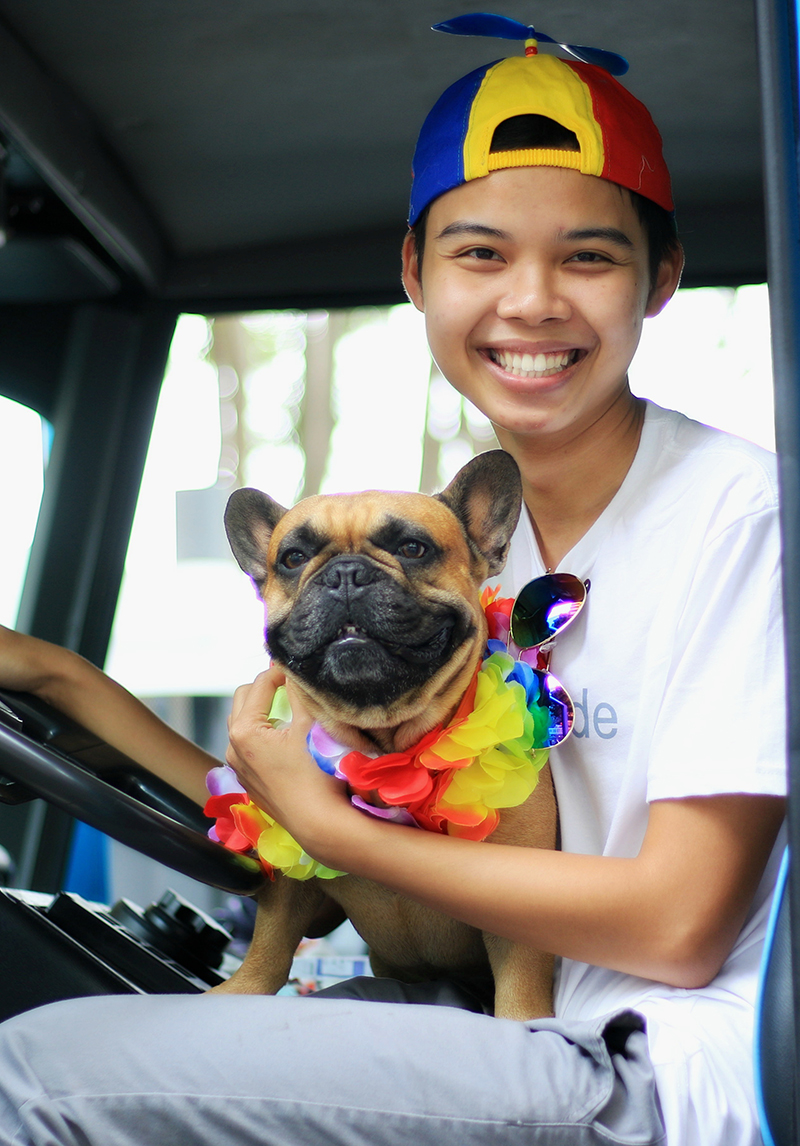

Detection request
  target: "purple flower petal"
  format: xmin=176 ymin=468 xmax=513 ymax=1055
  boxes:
xmin=309 ymin=724 xmax=344 ymax=757
xmin=351 ymin=796 xmax=419 ymax=827
xmin=308 ymin=723 xmax=356 ymax=776
xmin=206 ymin=764 xmax=246 ymax=797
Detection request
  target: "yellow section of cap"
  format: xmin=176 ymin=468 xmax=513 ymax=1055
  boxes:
xmin=463 ymin=55 xmax=604 ymax=181
xmin=488 ymin=148 xmax=583 ymax=172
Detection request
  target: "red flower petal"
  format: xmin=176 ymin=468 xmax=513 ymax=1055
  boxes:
xmin=231 ymin=803 xmax=267 ymax=849
xmin=203 ymin=791 xmax=250 ymax=820
xmin=339 ymin=751 xmax=435 ymax=805
xmin=216 ymin=823 xmax=257 ymax=852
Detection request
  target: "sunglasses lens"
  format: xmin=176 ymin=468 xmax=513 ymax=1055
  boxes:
xmin=511 ymin=573 xmax=586 ymax=649
xmin=530 ymin=670 xmax=574 ymax=749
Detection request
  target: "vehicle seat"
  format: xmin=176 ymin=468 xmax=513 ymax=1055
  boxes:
xmin=755 ymin=848 xmax=795 ymax=1146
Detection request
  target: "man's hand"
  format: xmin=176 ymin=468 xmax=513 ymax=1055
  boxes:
xmin=226 ymin=668 xmax=351 ymax=842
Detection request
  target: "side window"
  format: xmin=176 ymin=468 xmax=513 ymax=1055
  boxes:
xmin=105 ymin=305 xmax=478 ymax=720
xmin=0 ymin=396 xmax=49 ymax=627
xmin=631 ymin=283 xmax=774 ymax=449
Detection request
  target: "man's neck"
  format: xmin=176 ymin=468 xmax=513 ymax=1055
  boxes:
xmin=495 ymin=389 xmax=645 ymax=570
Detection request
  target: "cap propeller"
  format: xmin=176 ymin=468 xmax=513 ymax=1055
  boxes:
xmin=432 ymin=13 xmax=629 ymax=76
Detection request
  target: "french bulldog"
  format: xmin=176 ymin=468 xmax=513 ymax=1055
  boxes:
xmin=218 ymin=450 xmax=556 ymax=1019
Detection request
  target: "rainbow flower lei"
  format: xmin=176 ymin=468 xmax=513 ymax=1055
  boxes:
xmin=205 ymin=588 xmax=550 ymax=880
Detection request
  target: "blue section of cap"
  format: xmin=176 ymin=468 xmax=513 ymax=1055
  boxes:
xmin=433 ymin=14 xmax=535 ymax=40
xmin=558 ymin=43 xmax=628 ymax=76
xmin=409 ymin=61 xmax=494 ymax=225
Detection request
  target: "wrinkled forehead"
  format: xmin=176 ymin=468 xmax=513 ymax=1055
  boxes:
xmin=270 ymin=492 xmax=467 ymax=554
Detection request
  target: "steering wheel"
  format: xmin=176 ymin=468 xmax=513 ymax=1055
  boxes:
xmin=0 ymin=689 xmax=265 ymax=895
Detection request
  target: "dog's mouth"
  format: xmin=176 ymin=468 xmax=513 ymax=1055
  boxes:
xmin=329 ymin=619 xmax=455 ymax=664
xmin=272 ymin=606 xmax=469 ymax=710
xmin=333 ymin=624 xmax=370 ymax=645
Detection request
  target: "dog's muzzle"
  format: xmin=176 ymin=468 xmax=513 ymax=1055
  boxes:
xmin=268 ymin=555 xmax=473 ymax=707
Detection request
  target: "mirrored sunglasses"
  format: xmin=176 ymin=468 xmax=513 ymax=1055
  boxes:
xmin=509 ymin=573 xmax=590 ymax=749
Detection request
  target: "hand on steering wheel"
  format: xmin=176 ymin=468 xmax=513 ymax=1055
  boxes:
xmin=0 ymin=690 xmax=265 ymax=895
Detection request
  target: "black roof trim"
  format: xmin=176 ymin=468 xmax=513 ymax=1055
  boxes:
xmin=0 ymin=15 xmax=165 ymax=287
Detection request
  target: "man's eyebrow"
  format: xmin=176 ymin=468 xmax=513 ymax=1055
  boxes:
xmin=558 ymin=227 xmax=635 ymax=248
xmin=434 ymin=222 xmax=513 ymax=242
xmin=434 ymin=223 xmax=636 ymax=248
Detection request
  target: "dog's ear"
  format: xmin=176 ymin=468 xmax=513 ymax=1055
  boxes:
xmin=224 ymin=488 xmax=288 ymax=586
xmin=436 ymin=451 xmax=522 ymax=577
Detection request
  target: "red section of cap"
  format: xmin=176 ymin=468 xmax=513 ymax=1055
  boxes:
xmin=569 ymin=61 xmax=674 ymax=213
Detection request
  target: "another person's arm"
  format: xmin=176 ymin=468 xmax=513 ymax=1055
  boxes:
xmin=227 ymin=669 xmax=785 ymax=989
xmin=0 ymin=624 xmax=215 ymax=806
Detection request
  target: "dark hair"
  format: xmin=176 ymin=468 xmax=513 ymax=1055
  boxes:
xmin=410 ymin=114 xmax=679 ymax=292
xmin=627 ymin=191 xmax=681 ymax=290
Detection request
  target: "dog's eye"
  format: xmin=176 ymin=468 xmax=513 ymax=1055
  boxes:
xmin=397 ymin=539 xmax=427 ymax=560
xmin=281 ymin=550 xmax=308 ymax=570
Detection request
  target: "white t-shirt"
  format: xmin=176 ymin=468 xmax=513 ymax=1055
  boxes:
xmin=493 ymin=401 xmax=787 ymax=1146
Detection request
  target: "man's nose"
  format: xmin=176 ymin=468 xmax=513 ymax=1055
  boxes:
xmin=496 ymin=265 xmax=571 ymax=325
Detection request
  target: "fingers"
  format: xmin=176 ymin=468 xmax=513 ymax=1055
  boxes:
xmin=283 ymin=679 xmax=314 ymax=739
xmin=226 ymin=666 xmax=312 ymax=779
xmin=229 ymin=664 xmax=285 ymax=725
xmin=224 ymin=669 xmax=353 ymax=842
xmin=229 ymin=668 xmax=314 ymax=744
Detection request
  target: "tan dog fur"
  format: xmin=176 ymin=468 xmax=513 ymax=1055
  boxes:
xmin=218 ymin=451 xmax=556 ymax=1019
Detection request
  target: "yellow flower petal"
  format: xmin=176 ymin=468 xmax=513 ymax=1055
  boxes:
xmin=252 ymin=818 xmax=345 ymax=881
xmin=268 ymin=685 xmax=293 ymax=726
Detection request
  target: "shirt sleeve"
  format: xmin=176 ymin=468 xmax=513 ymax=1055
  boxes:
xmin=646 ymin=504 xmax=787 ymax=802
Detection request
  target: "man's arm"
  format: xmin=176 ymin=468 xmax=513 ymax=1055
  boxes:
xmin=302 ymin=792 xmax=784 ymax=988
xmin=0 ymin=624 xmax=215 ymax=806
xmin=227 ymin=670 xmax=786 ymax=988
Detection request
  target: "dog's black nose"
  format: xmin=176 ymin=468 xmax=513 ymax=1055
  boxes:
xmin=320 ymin=556 xmax=377 ymax=591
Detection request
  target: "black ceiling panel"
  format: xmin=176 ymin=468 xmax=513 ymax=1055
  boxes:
xmin=0 ymin=1 xmax=769 ymax=306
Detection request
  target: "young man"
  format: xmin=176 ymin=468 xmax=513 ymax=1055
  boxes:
xmin=0 ymin=22 xmax=787 ymax=1146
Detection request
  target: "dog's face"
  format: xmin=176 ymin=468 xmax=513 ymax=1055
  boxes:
xmin=225 ymin=451 xmax=521 ymax=750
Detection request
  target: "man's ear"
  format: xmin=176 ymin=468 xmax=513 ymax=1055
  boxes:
xmin=645 ymin=243 xmax=684 ymax=317
xmin=401 ymin=231 xmax=425 ymax=312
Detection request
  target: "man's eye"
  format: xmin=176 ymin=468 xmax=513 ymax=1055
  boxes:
xmin=568 ymin=251 xmax=610 ymax=264
xmin=397 ymin=539 xmax=427 ymax=560
xmin=466 ymin=247 xmax=500 ymax=261
xmin=280 ymin=550 xmax=308 ymax=570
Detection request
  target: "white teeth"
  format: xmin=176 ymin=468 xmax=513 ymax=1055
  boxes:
xmin=491 ymin=349 xmax=574 ymax=378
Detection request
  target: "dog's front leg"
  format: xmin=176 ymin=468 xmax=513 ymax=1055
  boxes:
xmin=211 ymin=876 xmax=326 ymax=995
xmin=482 ymin=932 xmax=555 ymax=1020
xmin=483 ymin=763 xmax=557 ymax=1020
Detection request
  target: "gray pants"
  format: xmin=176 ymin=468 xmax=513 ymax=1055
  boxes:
xmin=0 ymin=987 xmax=664 ymax=1145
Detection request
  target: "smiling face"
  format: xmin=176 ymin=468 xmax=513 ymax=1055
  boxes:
xmin=403 ymin=166 xmax=681 ymax=445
